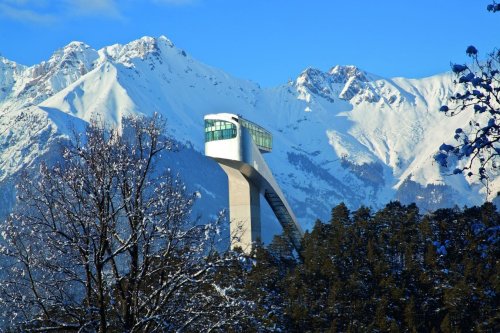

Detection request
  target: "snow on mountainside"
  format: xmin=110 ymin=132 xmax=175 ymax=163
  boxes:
xmin=0 ymin=36 xmax=498 ymax=234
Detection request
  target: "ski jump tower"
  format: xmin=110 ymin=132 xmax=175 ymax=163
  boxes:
xmin=204 ymin=113 xmax=304 ymax=253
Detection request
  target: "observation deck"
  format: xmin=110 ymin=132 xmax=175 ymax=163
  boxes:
xmin=204 ymin=113 xmax=303 ymax=253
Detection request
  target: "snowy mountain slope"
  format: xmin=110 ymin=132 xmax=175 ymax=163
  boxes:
xmin=0 ymin=42 xmax=99 ymax=115
xmin=0 ymin=36 xmax=498 ymax=233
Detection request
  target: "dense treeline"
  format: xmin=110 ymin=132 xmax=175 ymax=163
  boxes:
xmin=241 ymin=202 xmax=499 ymax=332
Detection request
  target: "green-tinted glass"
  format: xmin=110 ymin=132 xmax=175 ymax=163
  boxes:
xmin=205 ymin=120 xmax=237 ymax=142
xmin=240 ymin=118 xmax=272 ymax=151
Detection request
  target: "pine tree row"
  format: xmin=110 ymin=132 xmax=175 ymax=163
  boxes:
xmin=242 ymin=202 xmax=499 ymax=332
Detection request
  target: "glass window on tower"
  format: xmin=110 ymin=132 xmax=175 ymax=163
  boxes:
xmin=205 ymin=119 xmax=237 ymax=142
xmin=240 ymin=119 xmax=272 ymax=151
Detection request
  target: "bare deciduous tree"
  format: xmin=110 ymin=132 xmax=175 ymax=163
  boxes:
xmin=0 ymin=115 xmax=250 ymax=332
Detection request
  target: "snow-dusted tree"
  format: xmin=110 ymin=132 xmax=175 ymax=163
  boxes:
xmin=0 ymin=115 xmax=251 ymax=332
xmin=436 ymin=47 xmax=500 ymax=185
xmin=487 ymin=1 xmax=500 ymax=12
xmin=435 ymin=7 xmax=499 ymax=189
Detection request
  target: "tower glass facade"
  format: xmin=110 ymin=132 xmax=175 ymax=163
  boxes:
xmin=204 ymin=119 xmax=237 ymax=142
xmin=240 ymin=119 xmax=272 ymax=151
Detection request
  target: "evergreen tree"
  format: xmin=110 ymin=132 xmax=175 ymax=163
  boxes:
xmin=225 ymin=202 xmax=499 ymax=332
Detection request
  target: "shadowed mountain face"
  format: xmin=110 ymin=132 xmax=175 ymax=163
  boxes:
xmin=1 ymin=36 xmax=497 ymax=233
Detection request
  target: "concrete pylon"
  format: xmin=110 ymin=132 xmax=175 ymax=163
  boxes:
xmin=219 ymin=164 xmax=261 ymax=252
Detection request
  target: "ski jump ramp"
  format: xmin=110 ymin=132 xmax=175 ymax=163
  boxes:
xmin=204 ymin=113 xmax=304 ymax=254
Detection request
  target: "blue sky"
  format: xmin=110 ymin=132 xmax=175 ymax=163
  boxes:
xmin=0 ymin=0 xmax=498 ymax=87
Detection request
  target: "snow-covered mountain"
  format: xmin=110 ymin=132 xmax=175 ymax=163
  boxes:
xmin=0 ymin=36 xmax=498 ymax=233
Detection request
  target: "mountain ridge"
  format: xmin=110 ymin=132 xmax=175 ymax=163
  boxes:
xmin=1 ymin=35 xmax=498 ymax=232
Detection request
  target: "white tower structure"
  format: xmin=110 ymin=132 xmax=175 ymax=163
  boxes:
xmin=204 ymin=113 xmax=304 ymax=253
